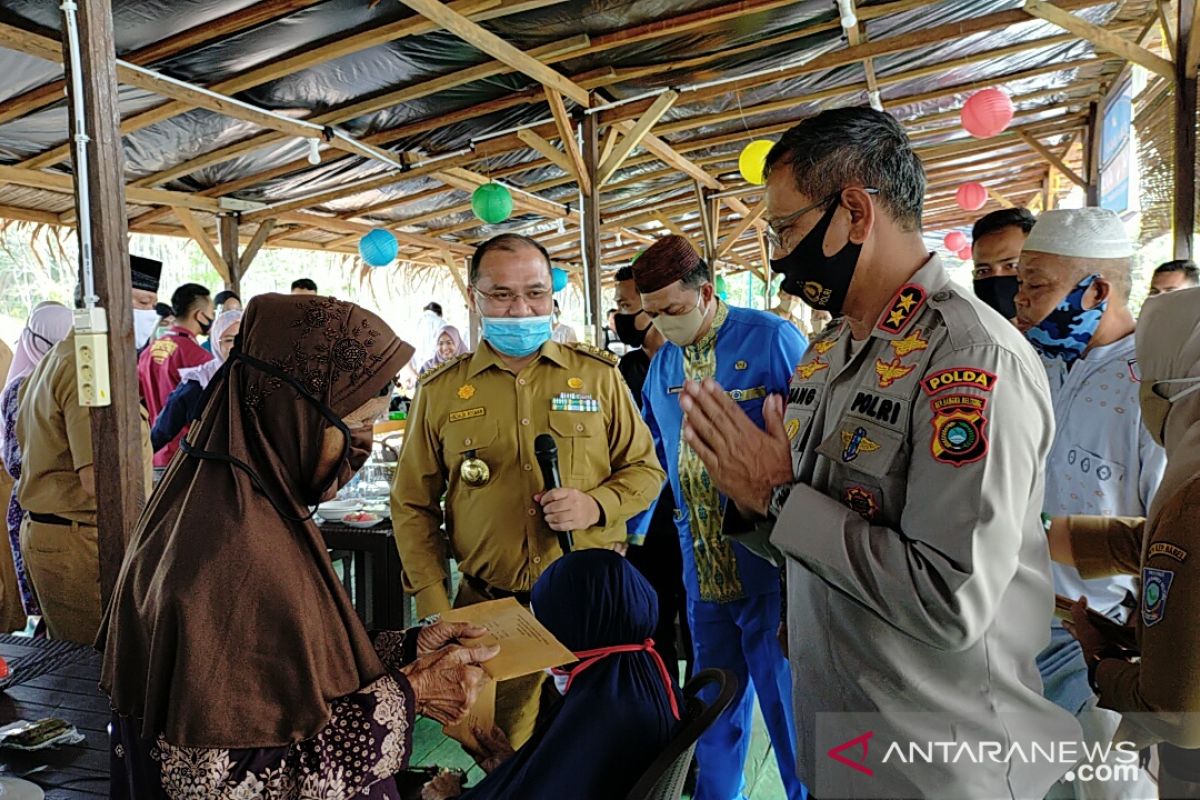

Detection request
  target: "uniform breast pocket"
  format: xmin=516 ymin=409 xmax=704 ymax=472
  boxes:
xmin=548 ymin=410 xmax=606 ymax=485
xmin=815 ymin=414 xmax=905 ymax=480
xmin=450 ymin=418 xmax=499 ymax=486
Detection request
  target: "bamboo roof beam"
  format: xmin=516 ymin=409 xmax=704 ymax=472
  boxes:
xmin=1018 ymin=131 xmax=1089 ymax=188
xmin=545 ymin=89 xmax=590 ymax=194
xmin=1023 ymin=0 xmax=1175 ymax=80
xmin=715 ymin=200 xmax=765 ymax=259
xmin=175 ymin=207 xmax=232 ymax=282
xmin=597 ymin=91 xmax=679 ymax=185
xmin=0 ymin=165 xmax=236 ymax=213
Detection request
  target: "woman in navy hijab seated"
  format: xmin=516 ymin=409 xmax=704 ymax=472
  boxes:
xmin=426 ymin=548 xmax=684 ymax=800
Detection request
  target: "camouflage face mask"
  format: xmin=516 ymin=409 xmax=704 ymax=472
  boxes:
xmin=1026 ymin=273 xmax=1107 ymax=364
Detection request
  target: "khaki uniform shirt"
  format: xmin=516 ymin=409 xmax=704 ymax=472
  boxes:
xmin=392 ymin=340 xmax=664 ymax=617
xmin=734 ymin=256 xmax=1081 ymax=798
xmin=16 ymin=332 xmax=153 ymax=525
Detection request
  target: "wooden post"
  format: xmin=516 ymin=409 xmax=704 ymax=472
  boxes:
xmin=60 ymin=0 xmax=144 ymax=607
xmin=219 ymin=214 xmax=241 ymax=294
xmin=1085 ymin=100 xmax=1102 ymax=206
xmin=582 ymin=106 xmax=605 ymax=346
xmin=1174 ymin=0 xmax=1197 ymax=260
xmin=694 ymin=181 xmax=716 ymax=263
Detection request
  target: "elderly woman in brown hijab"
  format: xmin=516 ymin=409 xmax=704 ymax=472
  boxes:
xmin=100 ymin=294 xmax=496 ymax=799
xmin=1047 ymin=286 xmax=1200 ymax=796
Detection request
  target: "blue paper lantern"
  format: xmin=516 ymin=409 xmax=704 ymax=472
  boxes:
xmin=359 ymin=228 xmax=398 ymax=267
xmin=551 ymin=267 xmax=568 ymax=293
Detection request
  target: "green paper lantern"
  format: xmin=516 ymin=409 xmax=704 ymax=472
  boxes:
xmin=472 ymin=182 xmax=513 ymax=224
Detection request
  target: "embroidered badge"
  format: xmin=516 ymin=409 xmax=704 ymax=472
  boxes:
xmin=1149 ymin=542 xmax=1188 ymax=563
xmin=876 ymin=284 xmax=927 ymax=335
xmin=843 ymin=485 xmax=879 ymax=521
xmin=929 ymin=397 xmax=989 ymax=467
xmin=875 ymin=357 xmax=915 ymax=388
xmin=734 ymin=360 xmax=748 ymax=370
xmin=567 ymin=377 xmax=584 ymax=390
xmin=930 ymin=394 xmax=987 ymax=414
xmin=457 ymin=384 xmax=476 ymax=400
xmin=150 ymin=338 xmax=178 ymax=365
xmin=921 ymin=366 xmax=998 ymax=396
xmin=850 ymin=390 xmax=905 ymax=427
xmin=786 ymin=419 xmax=801 ymax=440
xmin=891 ymin=328 xmax=929 ymax=358
xmin=802 ymin=281 xmax=832 ymax=308
xmin=812 ymin=339 xmax=837 ymax=356
xmin=796 ymin=358 xmax=829 ymax=380
xmin=448 ymin=407 xmax=486 ymax=423
xmin=840 ymin=426 xmax=881 ymax=463
xmin=1142 ymin=567 xmax=1175 ymax=627
xmin=788 ymin=384 xmax=820 ymax=408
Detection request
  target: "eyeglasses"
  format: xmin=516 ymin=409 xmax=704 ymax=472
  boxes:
xmin=765 ymin=187 xmax=879 ymax=255
xmin=473 ymin=286 xmax=553 ymax=308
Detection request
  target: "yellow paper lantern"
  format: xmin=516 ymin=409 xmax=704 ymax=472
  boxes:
xmin=738 ymin=140 xmax=775 ymax=185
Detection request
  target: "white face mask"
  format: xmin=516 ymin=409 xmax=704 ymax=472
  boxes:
xmin=543 ymin=667 xmax=569 ymax=695
xmin=133 ymin=308 xmax=160 ymax=349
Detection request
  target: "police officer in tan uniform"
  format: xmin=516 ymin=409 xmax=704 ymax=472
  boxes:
xmin=679 ymin=108 xmax=1081 ymax=799
xmin=391 ymin=233 xmax=664 ymax=747
xmin=16 ymin=257 xmax=160 ymax=644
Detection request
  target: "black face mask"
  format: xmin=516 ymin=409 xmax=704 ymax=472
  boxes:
xmin=769 ymin=201 xmax=863 ymax=316
xmin=972 ymin=275 xmax=1019 ymax=320
xmin=197 ymin=313 xmax=214 ymax=336
xmin=613 ymin=312 xmax=651 ymax=348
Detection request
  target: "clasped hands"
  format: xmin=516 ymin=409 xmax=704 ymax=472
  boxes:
xmin=679 ymin=378 xmax=793 ymax=516
xmin=401 ymin=620 xmax=497 ymax=727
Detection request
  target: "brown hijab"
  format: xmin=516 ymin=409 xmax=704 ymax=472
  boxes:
xmin=99 ymin=294 xmax=413 ymax=749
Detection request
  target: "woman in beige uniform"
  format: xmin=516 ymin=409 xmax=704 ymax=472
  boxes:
xmin=1048 ymin=285 xmax=1200 ymax=797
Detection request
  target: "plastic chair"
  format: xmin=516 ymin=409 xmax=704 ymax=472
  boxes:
xmin=625 ymin=668 xmax=739 ymax=800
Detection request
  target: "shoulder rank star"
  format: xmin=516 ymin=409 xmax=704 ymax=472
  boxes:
xmin=841 ymin=426 xmax=880 ymax=462
xmin=891 ymin=328 xmax=929 ymax=358
xmin=876 ymin=284 xmax=927 ymax=335
xmin=796 ymin=358 xmax=829 ymax=380
xmin=457 ymin=384 xmax=476 ymax=400
xmin=875 ymin=357 xmax=915 ymax=388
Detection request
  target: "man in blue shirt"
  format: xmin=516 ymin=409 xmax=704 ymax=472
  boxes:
xmin=630 ymin=235 xmax=807 ymax=800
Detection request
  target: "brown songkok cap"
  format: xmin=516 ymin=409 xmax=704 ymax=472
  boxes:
xmin=631 ymin=235 xmax=708 ymax=293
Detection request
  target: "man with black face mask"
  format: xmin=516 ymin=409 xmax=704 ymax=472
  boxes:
xmin=678 ymin=107 xmax=1080 ymax=799
xmin=971 ymin=207 xmax=1036 ymax=321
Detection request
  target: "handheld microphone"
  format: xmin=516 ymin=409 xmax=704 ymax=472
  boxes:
xmin=534 ymin=433 xmax=573 ymax=553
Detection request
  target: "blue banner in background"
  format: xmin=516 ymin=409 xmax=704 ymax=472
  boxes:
xmin=1100 ymin=81 xmax=1133 ymax=213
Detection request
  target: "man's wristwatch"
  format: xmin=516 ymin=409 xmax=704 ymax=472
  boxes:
xmin=768 ymin=483 xmax=795 ymax=519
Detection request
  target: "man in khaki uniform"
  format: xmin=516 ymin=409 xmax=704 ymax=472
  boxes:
xmin=392 ymin=233 xmax=664 ymax=746
xmin=680 ymin=108 xmax=1081 ymax=799
xmin=15 ymin=258 xmax=159 ymax=644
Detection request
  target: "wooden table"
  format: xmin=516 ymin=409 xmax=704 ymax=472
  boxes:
xmin=321 ymin=520 xmax=409 ymax=631
xmin=0 ymin=635 xmax=108 ymax=798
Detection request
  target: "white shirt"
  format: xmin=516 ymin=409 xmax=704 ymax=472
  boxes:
xmin=412 ymin=311 xmax=445 ymax=368
xmin=551 ymin=322 xmax=578 ymax=344
xmin=1043 ymin=334 xmax=1167 ymax=619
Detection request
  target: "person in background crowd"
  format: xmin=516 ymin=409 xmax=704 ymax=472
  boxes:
xmin=214 ymin=290 xmax=242 ymax=314
xmin=290 ymin=278 xmax=318 ymax=295
xmin=769 ymin=286 xmax=808 ymax=335
xmin=551 ymin=299 xmax=579 ymax=344
xmin=0 ymin=302 xmax=73 ymax=633
xmin=152 ymin=302 xmax=174 ymax=342
xmin=1046 ymin=286 xmax=1200 ymax=798
xmin=808 ymin=308 xmax=833 ymax=335
xmin=603 ymin=308 xmax=626 ymax=355
xmin=151 ymin=310 xmax=242 ymax=454
xmin=613 ymin=266 xmax=691 ymax=685
xmin=631 ymin=235 xmax=807 ymax=800
xmin=138 ymin=283 xmax=214 ymax=467
xmin=418 ymin=325 xmax=468 ymax=375
xmin=413 ymin=301 xmax=447 ymax=371
xmin=1148 ymin=258 xmax=1199 ymax=297
xmin=392 ymin=233 xmax=663 ymax=748
xmin=1015 ymin=207 xmax=1163 ymax=799
xmin=100 ymin=293 xmax=499 ymax=799
xmin=15 ymin=258 xmax=159 ymax=645
xmin=971 ymin=206 xmax=1036 ymax=321
xmin=683 ymin=107 xmax=1081 ymax=799
xmin=423 ymin=550 xmax=684 ymax=800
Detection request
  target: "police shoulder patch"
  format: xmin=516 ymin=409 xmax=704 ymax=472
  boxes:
xmin=1142 ymin=567 xmax=1175 ymax=627
xmin=921 ymin=366 xmax=998 ymax=396
xmin=568 ymin=342 xmax=619 ymax=366
xmin=929 ymin=395 xmax=989 ymax=467
xmin=419 ymin=353 xmax=471 ymax=385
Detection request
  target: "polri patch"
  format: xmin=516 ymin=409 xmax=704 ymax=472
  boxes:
xmin=449 ymin=407 xmax=486 ymax=423
xmin=929 ymin=396 xmax=989 ymax=467
xmin=850 ymin=390 xmax=906 ymax=427
xmin=1142 ymin=567 xmax=1174 ymax=627
xmin=921 ymin=366 xmax=997 ymax=396
xmin=876 ymin=283 xmax=927 ymax=335
xmin=1149 ymin=542 xmax=1188 ymax=563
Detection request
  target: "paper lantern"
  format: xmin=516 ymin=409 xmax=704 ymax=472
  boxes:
xmin=714 ymin=274 xmax=729 ymax=300
xmin=738 ymin=140 xmax=775 ymax=185
xmin=472 ymin=182 xmax=513 ymax=224
xmin=944 ymin=231 xmax=967 ymax=252
xmin=961 ymin=88 xmax=1014 ymax=139
xmin=956 ymin=182 xmax=988 ymax=212
xmin=957 ymin=245 xmax=973 ymax=261
xmin=358 ymin=228 xmax=398 ymax=267
xmin=551 ymin=267 xmax=568 ymax=293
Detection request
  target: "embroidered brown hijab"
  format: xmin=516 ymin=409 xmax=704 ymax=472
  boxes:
xmin=98 ymin=294 xmax=413 ymax=749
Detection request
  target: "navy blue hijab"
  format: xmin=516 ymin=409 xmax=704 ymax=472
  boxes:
xmin=464 ymin=549 xmax=682 ymax=799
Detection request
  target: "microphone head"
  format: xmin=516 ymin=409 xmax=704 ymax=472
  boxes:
xmin=534 ymin=433 xmax=558 ymax=458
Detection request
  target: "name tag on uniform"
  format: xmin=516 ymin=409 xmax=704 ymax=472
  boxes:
xmin=552 ymin=392 xmax=598 ymax=412
xmin=449 ymin=407 xmax=486 ymax=422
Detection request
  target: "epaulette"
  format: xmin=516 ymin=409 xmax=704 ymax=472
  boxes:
xmin=418 ymin=353 xmax=471 ymax=385
xmin=568 ymin=341 xmax=620 ymax=366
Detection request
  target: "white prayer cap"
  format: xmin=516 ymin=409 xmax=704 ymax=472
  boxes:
xmin=1023 ymin=208 xmax=1134 ymax=259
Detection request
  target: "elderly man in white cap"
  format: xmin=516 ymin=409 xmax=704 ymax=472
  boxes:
xmin=1016 ymin=208 xmax=1166 ymax=800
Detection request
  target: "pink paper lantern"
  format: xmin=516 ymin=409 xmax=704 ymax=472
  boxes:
xmin=944 ymin=231 xmax=967 ymax=252
xmin=957 ymin=245 xmax=973 ymax=261
xmin=956 ymin=182 xmax=988 ymax=211
xmin=961 ymin=88 xmax=1014 ymax=139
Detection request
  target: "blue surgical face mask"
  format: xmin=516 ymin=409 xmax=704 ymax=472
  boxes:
xmin=481 ymin=314 xmax=553 ymax=357
xmin=1026 ymin=274 xmax=1107 ymax=364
